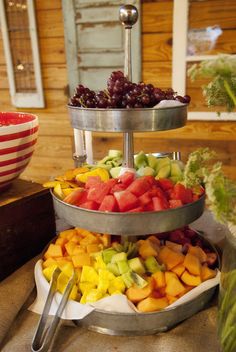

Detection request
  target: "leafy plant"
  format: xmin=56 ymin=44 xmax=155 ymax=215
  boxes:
xmin=188 ymin=54 xmax=236 ymax=112
xmin=184 ymin=147 xmax=236 ymax=225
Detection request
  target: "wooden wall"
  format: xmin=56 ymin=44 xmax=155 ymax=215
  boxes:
xmin=0 ymin=0 xmax=235 ymax=184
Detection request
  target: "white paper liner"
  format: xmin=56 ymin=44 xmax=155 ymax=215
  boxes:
xmin=154 ymin=100 xmax=185 ymax=109
xmin=29 ymin=260 xmax=220 ymax=319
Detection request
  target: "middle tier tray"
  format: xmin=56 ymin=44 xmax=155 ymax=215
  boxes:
xmin=68 ymin=104 xmax=187 ymax=132
xmin=52 ymin=192 xmax=205 ymax=235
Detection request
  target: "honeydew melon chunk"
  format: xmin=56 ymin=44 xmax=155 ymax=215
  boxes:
xmin=110 ymin=166 xmax=122 ymax=178
xmin=111 ymin=252 xmax=127 ymax=263
xmin=102 ymin=248 xmax=118 ymax=264
xmin=106 ymin=262 xmax=120 ymax=276
xmin=134 ymin=151 xmax=148 ymax=168
xmin=128 ymin=257 xmax=146 ymax=275
xmin=145 ymin=256 xmax=162 ymax=273
xmin=108 ymin=149 xmax=122 ymax=158
xmin=147 ymin=154 xmax=158 ymax=169
xmin=131 ymin=272 xmax=148 ymax=288
xmin=137 ymin=166 xmax=155 ymax=177
xmin=117 ymin=260 xmax=130 ymax=274
xmin=155 ymin=157 xmax=171 ymax=173
xmin=121 ymin=271 xmax=135 ymax=288
xmin=171 ymin=160 xmax=184 ymax=177
xmin=156 ymin=164 xmax=171 ymax=179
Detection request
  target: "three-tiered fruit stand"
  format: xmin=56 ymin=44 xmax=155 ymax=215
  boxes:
xmin=51 ymin=5 xmax=218 ymax=335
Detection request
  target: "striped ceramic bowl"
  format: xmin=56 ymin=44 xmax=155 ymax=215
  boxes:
xmin=0 ymin=112 xmax=39 ymax=191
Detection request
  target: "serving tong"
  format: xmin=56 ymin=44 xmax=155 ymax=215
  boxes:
xmin=31 ymin=268 xmax=76 ymax=352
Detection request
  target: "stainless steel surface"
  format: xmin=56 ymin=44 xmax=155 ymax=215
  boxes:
xmin=31 ymin=269 xmax=76 ymax=352
xmin=119 ymin=5 xmax=139 ymax=168
xmin=73 ymin=154 xmax=87 ymax=168
xmin=74 ymin=287 xmax=216 ymax=336
xmin=123 ymin=132 xmax=134 ymax=167
xmin=52 ymin=192 xmax=205 ymax=235
xmin=119 ymin=5 xmax=139 ymax=29
xmin=68 ymin=104 xmax=187 ymax=132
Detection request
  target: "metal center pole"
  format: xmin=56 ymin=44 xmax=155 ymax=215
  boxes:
xmin=119 ymin=5 xmax=138 ymax=168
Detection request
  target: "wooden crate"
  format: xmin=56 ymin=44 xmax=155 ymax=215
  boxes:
xmin=0 ymin=179 xmax=56 ymax=281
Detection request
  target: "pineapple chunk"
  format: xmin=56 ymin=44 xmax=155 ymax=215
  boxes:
xmin=43 ymin=265 xmax=58 ymax=282
xmin=108 ymin=276 xmax=126 ymax=295
xmin=44 ymin=244 xmax=63 ymax=259
xmin=80 ymin=266 xmax=99 ymax=284
xmin=42 ymin=258 xmax=57 ymax=268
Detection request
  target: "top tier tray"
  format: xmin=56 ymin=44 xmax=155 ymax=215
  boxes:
xmin=68 ymin=104 xmax=187 ymax=132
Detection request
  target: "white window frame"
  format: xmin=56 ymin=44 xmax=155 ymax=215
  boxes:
xmin=0 ymin=0 xmax=44 ymax=108
xmin=172 ymin=0 xmax=236 ymax=121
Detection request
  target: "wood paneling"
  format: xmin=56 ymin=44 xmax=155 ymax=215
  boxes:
xmin=142 ymin=33 xmax=172 ymax=61
xmin=143 ymin=61 xmax=172 ymax=88
xmin=142 ymin=2 xmax=173 ymax=33
xmin=189 ymin=1 xmax=236 ymax=30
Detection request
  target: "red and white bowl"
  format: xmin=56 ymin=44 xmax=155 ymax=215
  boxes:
xmin=0 ymin=112 xmax=39 ymax=191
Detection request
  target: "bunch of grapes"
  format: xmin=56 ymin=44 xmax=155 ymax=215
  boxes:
xmin=69 ymin=71 xmax=191 ymax=109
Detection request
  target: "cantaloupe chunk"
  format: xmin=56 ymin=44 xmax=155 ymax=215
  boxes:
xmin=188 ymin=245 xmax=207 ymax=263
xmin=72 ymin=245 xmax=86 ymax=255
xmin=165 ymin=275 xmax=186 ymax=297
xmin=86 ymin=243 xmax=101 ymax=253
xmin=201 ymin=265 xmax=216 ymax=281
xmin=54 ymin=257 xmax=71 ymax=269
xmin=165 ymin=241 xmax=183 ymax=253
xmin=139 ymin=239 xmax=159 ymax=259
xmin=183 ymin=253 xmax=202 ymax=276
xmin=42 ymin=257 xmax=57 ymax=268
xmin=137 ymin=297 xmax=169 ymax=312
xmin=71 ymin=253 xmax=91 ymax=268
xmin=44 ymin=244 xmax=63 ymax=259
xmin=99 ymin=234 xmax=111 ymax=247
xmin=165 ymin=271 xmax=177 ymax=284
xmin=59 ymin=228 xmax=77 ymax=240
xmin=126 ymin=282 xmax=153 ymax=303
xmin=152 ymin=271 xmax=166 ymax=288
xmin=147 ymin=235 xmax=161 ymax=246
xmin=55 ymin=237 xmax=67 ymax=248
xmin=171 ymin=264 xmax=185 ymax=277
xmin=158 ymin=246 xmax=185 ymax=270
xmin=181 ymin=270 xmax=202 ymax=286
xmin=65 ymin=241 xmax=77 ymax=256
xmin=166 ymin=294 xmax=178 ymax=305
xmin=80 ymin=233 xmax=100 ymax=246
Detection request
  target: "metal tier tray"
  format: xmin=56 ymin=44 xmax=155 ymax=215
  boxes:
xmin=52 ymin=192 xmax=205 ymax=236
xmin=68 ymin=104 xmax=187 ymax=132
xmin=73 ymin=232 xmax=219 ymax=335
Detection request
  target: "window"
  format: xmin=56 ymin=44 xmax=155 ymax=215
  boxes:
xmin=0 ymin=0 xmax=44 ymax=107
xmin=172 ymin=0 xmax=236 ymax=120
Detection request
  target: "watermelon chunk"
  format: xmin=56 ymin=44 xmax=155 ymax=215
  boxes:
xmin=139 ymin=191 xmax=152 ymax=206
xmin=152 ymin=197 xmax=169 ymax=211
xmin=87 ymin=182 xmax=111 ymax=204
xmin=64 ymin=189 xmax=88 ymax=206
xmin=126 ymin=177 xmax=151 ymax=197
xmin=98 ymin=195 xmax=118 ymax=212
xmin=157 ymin=178 xmax=174 ymax=191
xmin=119 ymin=171 xmax=135 ymax=186
xmin=127 ymin=206 xmax=144 ymax=212
xmin=85 ymin=176 xmax=102 ymax=189
xmin=142 ymin=175 xmax=156 ymax=186
xmin=110 ymin=183 xmax=127 ymax=193
xmin=171 ymin=183 xmax=193 ymax=204
xmin=79 ymin=200 xmax=99 ymax=210
xmin=114 ymin=191 xmax=139 ymax=212
xmin=169 ymin=199 xmax=183 ymax=208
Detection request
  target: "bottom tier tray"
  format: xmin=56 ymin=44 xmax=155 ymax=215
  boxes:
xmin=73 ymin=233 xmax=219 ymax=336
xmin=52 ymin=192 xmax=205 ymax=235
xmin=74 ymin=288 xmax=215 ymax=336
